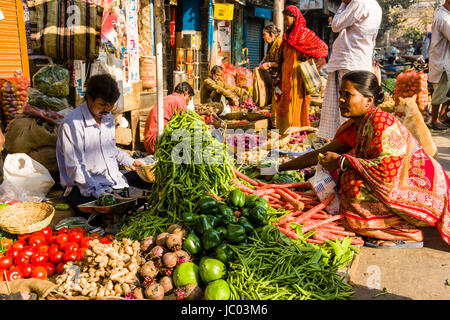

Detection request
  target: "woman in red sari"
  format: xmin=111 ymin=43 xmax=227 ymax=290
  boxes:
xmin=276 ymin=6 xmax=328 ymax=135
xmin=275 ymin=70 xmax=450 ymax=247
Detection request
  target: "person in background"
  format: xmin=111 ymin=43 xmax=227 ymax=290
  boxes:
xmin=271 ymin=71 xmax=450 ymax=248
xmin=421 ymin=32 xmax=432 ymax=62
xmin=276 ymin=6 xmax=328 ymax=135
xmin=144 ymin=82 xmax=194 ymax=154
xmin=317 ymin=0 xmax=382 ymax=141
xmin=56 ymin=74 xmax=149 ymax=220
xmin=0 ymin=128 xmax=4 ymax=183
xmin=200 ymin=65 xmax=249 ymax=106
xmin=428 ymin=0 xmax=450 ymax=130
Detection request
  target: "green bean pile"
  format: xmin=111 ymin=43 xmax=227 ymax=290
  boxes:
xmin=117 ymin=111 xmax=235 ymax=240
xmin=227 ymin=226 xmax=355 ymax=300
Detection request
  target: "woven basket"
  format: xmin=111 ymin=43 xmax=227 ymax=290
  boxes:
xmin=0 ymin=202 xmax=55 ymax=234
xmin=136 ymin=163 xmax=157 ymax=183
xmin=247 ymin=112 xmax=267 ymax=121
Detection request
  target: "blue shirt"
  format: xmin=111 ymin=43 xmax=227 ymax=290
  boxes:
xmin=56 ymin=102 xmax=135 ymax=198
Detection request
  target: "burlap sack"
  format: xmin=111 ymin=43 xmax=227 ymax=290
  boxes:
xmin=28 ymin=146 xmax=58 ymax=173
xmin=0 ymin=279 xmax=56 ymax=300
xmin=4 ymin=115 xmax=57 ymax=154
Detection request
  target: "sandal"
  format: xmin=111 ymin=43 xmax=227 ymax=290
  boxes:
xmin=364 ymin=238 xmax=423 ymax=249
xmin=430 ymin=122 xmax=448 ymax=131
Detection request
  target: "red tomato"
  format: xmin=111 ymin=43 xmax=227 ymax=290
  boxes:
xmin=90 ymin=232 xmax=101 ymax=240
xmin=20 ymin=263 xmax=33 ymax=278
xmin=63 ymin=242 xmax=79 ymax=253
xmin=56 ymin=262 xmax=65 ymax=274
xmin=78 ymin=247 xmax=87 ymax=261
xmin=0 ymin=238 xmax=13 ymax=251
xmin=63 ymin=251 xmax=78 ymax=263
xmin=6 ymin=267 xmax=23 ymax=281
xmin=104 ymin=234 xmax=115 ymax=241
xmin=7 ymin=200 xmax=19 ymax=205
xmin=48 ymin=235 xmax=58 ymax=246
xmin=30 ymin=252 xmax=48 ymax=266
xmin=37 ymin=245 xmax=49 ymax=254
xmin=99 ymin=237 xmax=112 ymax=245
xmin=20 ymin=246 xmax=35 ymax=258
xmin=48 ymin=245 xmax=60 ymax=256
xmin=43 ymin=262 xmax=56 ymax=277
xmin=14 ymin=253 xmax=30 ymax=267
xmin=6 ymin=248 xmax=21 ymax=259
xmin=40 ymin=226 xmax=53 ymax=240
xmin=17 ymin=233 xmax=31 ymax=242
xmin=69 ymin=227 xmax=86 ymax=235
xmin=30 ymin=266 xmax=47 ymax=280
xmin=80 ymin=236 xmax=94 ymax=249
xmin=49 ymin=251 xmax=64 ymax=264
xmin=56 ymin=234 xmax=69 ymax=247
xmin=68 ymin=232 xmax=83 ymax=244
xmin=11 ymin=240 xmax=26 ymax=251
xmin=0 ymin=268 xmax=6 ymax=281
xmin=0 ymin=256 xmax=13 ymax=269
xmin=28 ymin=235 xmax=46 ymax=248
xmin=58 ymin=228 xmax=70 ymax=235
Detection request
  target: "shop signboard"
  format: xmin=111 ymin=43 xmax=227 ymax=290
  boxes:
xmin=214 ymin=3 xmax=234 ymax=20
xmin=218 ymin=20 xmax=232 ymax=53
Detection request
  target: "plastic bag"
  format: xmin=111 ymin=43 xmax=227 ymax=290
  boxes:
xmin=236 ymin=67 xmax=253 ymax=88
xmin=54 ymin=217 xmax=105 ymax=235
xmin=27 ymin=88 xmax=70 ymax=111
xmin=32 ymin=65 xmax=70 ymax=97
xmin=0 ymin=153 xmax=55 ymax=202
xmin=308 ymin=164 xmax=340 ymax=215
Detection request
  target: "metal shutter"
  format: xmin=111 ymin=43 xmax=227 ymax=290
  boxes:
xmin=246 ymin=18 xmax=263 ymax=70
xmin=0 ymin=0 xmax=29 ymax=79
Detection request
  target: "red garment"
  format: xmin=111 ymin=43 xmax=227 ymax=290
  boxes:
xmin=282 ymin=6 xmax=328 ymax=59
xmin=144 ymin=93 xmax=187 ymax=154
xmin=335 ymin=119 xmax=357 ymax=149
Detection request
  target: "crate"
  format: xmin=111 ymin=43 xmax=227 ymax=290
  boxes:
xmin=225 ymin=119 xmax=269 ymax=132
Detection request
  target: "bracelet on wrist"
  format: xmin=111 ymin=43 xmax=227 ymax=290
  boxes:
xmin=339 ymin=156 xmax=347 ymax=171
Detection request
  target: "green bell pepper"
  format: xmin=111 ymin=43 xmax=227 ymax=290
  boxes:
xmin=183 ymin=211 xmax=199 ymax=225
xmin=248 ymin=206 xmax=267 ymax=227
xmin=245 ymin=194 xmax=260 ymax=207
xmin=202 ymin=229 xmax=223 ymax=251
xmin=207 ymin=215 xmax=220 ymax=228
xmin=216 ymin=226 xmax=228 ymax=238
xmin=198 ymin=196 xmax=218 ymax=212
xmin=103 ymin=194 xmax=117 ymax=206
xmin=183 ymin=231 xmax=202 ymax=255
xmin=219 ymin=211 xmax=237 ymax=225
xmin=228 ymin=190 xmax=246 ymax=208
xmin=238 ymin=216 xmax=255 ymax=235
xmin=194 ymin=214 xmax=213 ymax=235
xmin=240 ymin=207 xmax=251 ymax=218
xmin=217 ymin=204 xmax=234 ymax=217
xmin=254 ymin=198 xmax=270 ymax=211
xmin=226 ymin=223 xmax=246 ymax=244
xmin=215 ymin=243 xmax=235 ymax=264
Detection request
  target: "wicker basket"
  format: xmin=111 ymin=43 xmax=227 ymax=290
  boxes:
xmin=247 ymin=112 xmax=267 ymax=121
xmin=136 ymin=163 xmax=157 ymax=183
xmin=0 ymin=202 xmax=55 ymax=234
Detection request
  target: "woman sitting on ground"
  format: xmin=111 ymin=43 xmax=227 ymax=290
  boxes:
xmin=273 ymin=70 xmax=450 ymax=248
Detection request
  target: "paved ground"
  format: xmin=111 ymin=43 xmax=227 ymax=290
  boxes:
xmin=349 ymin=130 xmax=450 ymax=300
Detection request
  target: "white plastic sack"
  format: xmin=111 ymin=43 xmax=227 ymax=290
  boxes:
xmin=0 ymin=153 xmax=55 ymax=202
xmin=308 ymin=164 xmax=340 ymax=215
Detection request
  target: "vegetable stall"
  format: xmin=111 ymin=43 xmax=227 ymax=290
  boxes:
xmin=0 ymin=110 xmax=362 ymax=301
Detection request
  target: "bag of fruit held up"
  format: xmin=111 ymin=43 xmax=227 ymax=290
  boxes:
xmin=394 ymin=69 xmax=428 ymax=111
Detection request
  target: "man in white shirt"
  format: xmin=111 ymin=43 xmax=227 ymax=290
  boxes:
xmin=318 ymin=0 xmax=382 ymax=140
xmin=429 ymin=0 xmax=450 ymax=130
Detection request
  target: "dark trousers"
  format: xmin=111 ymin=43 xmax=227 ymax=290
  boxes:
xmin=65 ymin=171 xmax=153 ymax=224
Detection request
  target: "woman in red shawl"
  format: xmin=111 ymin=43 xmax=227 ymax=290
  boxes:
xmin=276 ymin=6 xmax=328 ymax=135
xmin=274 ymin=71 xmax=450 ymax=248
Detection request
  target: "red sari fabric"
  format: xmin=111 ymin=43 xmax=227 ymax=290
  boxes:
xmin=338 ymin=107 xmax=450 ymax=245
xmin=282 ymin=6 xmax=328 ymax=59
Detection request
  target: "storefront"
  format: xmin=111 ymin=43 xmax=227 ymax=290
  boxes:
xmin=244 ymin=6 xmax=272 ymax=70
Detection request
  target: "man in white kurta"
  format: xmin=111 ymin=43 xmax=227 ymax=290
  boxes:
xmin=318 ymin=0 xmax=382 ymax=140
xmin=429 ymin=0 xmax=450 ymax=130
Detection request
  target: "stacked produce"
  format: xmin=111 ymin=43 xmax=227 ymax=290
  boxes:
xmin=181 ymin=192 xmax=269 ymax=264
xmin=117 ymin=111 xmax=236 ymax=240
xmin=0 ymin=80 xmax=22 ymax=126
xmin=28 ymin=65 xmax=71 ymax=111
xmin=226 ymin=226 xmax=356 ymax=300
xmin=0 ymin=226 xmax=107 ymax=282
xmin=55 ymin=238 xmax=141 ymax=297
xmin=233 ymin=169 xmax=363 ymax=245
xmin=236 ymin=67 xmax=253 ymax=88
xmin=221 ymin=63 xmax=237 ymax=86
xmin=394 ymin=69 xmax=428 ymax=110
